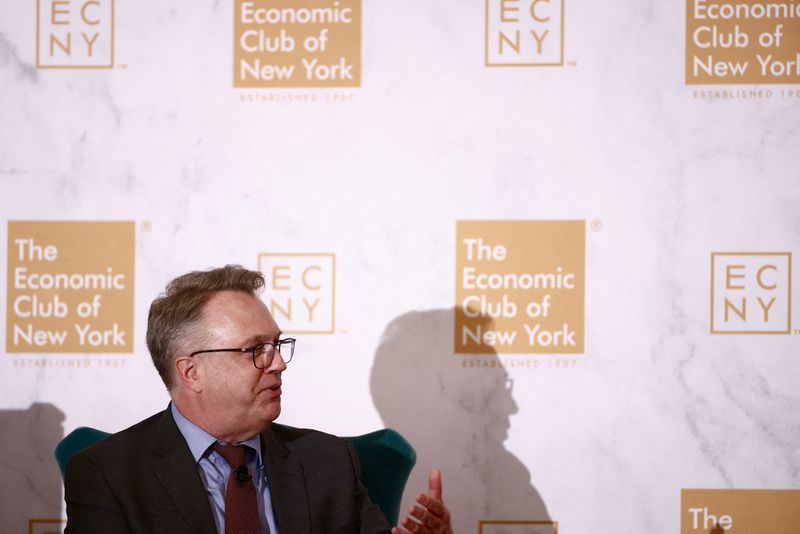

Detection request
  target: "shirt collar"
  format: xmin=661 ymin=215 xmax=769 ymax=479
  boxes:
xmin=170 ymin=402 xmax=263 ymax=465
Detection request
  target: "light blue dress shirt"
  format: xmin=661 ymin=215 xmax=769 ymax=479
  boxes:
xmin=171 ymin=403 xmax=279 ymax=534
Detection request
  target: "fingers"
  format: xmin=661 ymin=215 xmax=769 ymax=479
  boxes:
xmin=396 ymin=468 xmax=452 ymax=534
xmin=399 ymin=513 xmax=448 ymax=533
xmin=397 ymin=513 xmax=426 ymax=533
xmin=401 ymin=515 xmax=420 ymax=533
xmin=415 ymin=493 xmax=447 ymax=518
xmin=427 ymin=468 xmax=443 ymax=501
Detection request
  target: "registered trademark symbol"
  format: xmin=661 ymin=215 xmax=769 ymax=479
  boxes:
xmin=139 ymin=221 xmax=152 ymax=233
xmin=590 ymin=219 xmax=602 ymax=232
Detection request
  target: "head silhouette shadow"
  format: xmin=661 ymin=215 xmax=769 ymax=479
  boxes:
xmin=370 ymin=308 xmax=550 ymax=532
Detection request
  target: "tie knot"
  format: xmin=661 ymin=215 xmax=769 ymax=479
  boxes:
xmin=212 ymin=443 xmax=247 ymax=468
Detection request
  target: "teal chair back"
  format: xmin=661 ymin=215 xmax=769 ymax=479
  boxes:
xmin=343 ymin=429 xmax=416 ymax=526
xmin=56 ymin=426 xmax=415 ymax=526
xmin=54 ymin=426 xmax=110 ymax=474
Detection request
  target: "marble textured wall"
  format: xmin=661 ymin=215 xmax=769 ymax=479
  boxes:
xmin=1 ymin=1 xmax=798 ymax=533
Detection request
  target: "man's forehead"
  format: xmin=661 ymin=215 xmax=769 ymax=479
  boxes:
xmin=201 ymin=291 xmax=279 ymax=332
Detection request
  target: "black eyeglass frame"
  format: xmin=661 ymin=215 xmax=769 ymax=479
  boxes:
xmin=188 ymin=338 xmax=296 ymax=369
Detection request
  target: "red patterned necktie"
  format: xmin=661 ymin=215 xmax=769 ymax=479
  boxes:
xmin=212 ymin=443 xmax=262 ymax=534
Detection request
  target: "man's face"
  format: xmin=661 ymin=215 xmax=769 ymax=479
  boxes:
xmin=193 ymin=290 xmax=286 ymax=440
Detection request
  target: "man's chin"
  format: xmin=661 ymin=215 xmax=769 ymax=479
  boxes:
xmin=259 ymin=402 xmax=281 ymax=425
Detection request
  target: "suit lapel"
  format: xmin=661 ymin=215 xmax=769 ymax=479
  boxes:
xmin=147 ymin=409 xmax=218 ymax=534
xmin=262 ymin=427 xmax=311 ymax=534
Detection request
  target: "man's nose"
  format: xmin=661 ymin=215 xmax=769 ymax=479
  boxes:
xmin=267 ymin=350 xmax=288 ymax=372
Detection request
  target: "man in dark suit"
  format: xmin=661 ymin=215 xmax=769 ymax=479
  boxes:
xmin=64 ymin=265 xmax=452 ymax=534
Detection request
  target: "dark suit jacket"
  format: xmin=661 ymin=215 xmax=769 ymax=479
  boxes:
xmin=64 ymin=408 xmax=392 ymax=534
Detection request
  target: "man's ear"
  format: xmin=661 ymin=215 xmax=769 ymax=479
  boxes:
xmin=175 ymin=355 xmax=203 ymax=393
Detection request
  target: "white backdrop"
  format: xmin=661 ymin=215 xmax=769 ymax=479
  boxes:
xmin=1 ymin=1 xmax=799 ymax=533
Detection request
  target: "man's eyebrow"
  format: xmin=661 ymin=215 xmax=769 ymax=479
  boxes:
xmin=242 ymin=332 xmax=282 ymax=346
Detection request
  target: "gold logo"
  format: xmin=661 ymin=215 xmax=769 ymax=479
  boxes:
xmin=479 ymin=520 xmax=558 ymax=534
xmin=686 ymin=0 xmax=800 ymax=84
xmin=710 ymin=252 xmax=792 ymax=334
xmin=233 ymin=0 xmax=361 ymax=87
xmin=6 ymin=221 xmax=135 ymax=353
xmin=36 ymin=0 xmax=115 ymax=69
xmin=485 ymin=0 xmax=565 ymax=66
xmin=29 ymin=518 xmax=66 ymax=534
xmin=455 ymin=221 xmax=584 ymax=354
xmin=681 ymin=489 xmax=800 ymax=533
xmin=258 ymin=253 xmax=336 ymax=334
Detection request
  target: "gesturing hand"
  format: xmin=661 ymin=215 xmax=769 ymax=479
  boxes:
xmin=392 ymin=468 xmax=453 ymax=534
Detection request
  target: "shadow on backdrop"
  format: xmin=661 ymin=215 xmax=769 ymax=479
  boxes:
xmin=370 ymin=308 xmax=550 ymax=533
xmin=0 ymin=403 xmax=65 ymax=533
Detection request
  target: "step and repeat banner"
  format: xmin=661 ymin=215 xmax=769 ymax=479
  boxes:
xmin=1 ymin=0 xmax=798 ymax=533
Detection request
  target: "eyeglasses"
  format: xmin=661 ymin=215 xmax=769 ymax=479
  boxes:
xmin=189 ymin=338 xmax=296 ymax=369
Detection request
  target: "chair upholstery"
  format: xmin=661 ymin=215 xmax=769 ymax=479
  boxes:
xmin=54 ymin=426 xmax=110 ymax=475
xmin=55 ymin=426 xmax=415 ymax=526
xmin=343 ymin=428 xmax=416 ymax=526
